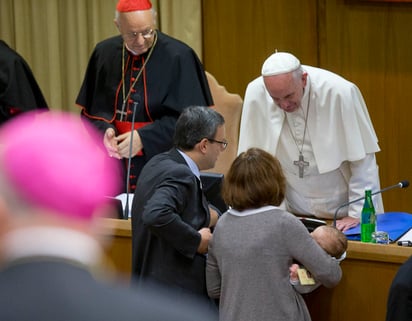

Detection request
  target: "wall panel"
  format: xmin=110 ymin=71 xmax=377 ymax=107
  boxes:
xmin=202 ymin=0 xmax=319 ymax=97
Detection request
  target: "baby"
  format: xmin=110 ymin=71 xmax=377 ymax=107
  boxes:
xmin=290 ymin=225 xmax=348 ymax=287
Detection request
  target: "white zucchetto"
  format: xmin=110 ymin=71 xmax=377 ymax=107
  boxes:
xmin=261 ymin=52 xmax=301 ymax=76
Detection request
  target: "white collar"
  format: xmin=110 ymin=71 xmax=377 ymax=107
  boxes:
xmin=228 ymin=205 xmax=279 ymax=217
xmin=177 ymin=149 xmax=200 ymax=179
xmin=125 ymin=42 xmax=139 ymax=56
xmin=2 ymin=226 xmax=103 ymax=266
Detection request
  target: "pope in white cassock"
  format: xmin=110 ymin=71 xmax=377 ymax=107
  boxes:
xmin=237 ymin=52 xmax=383 ymax=231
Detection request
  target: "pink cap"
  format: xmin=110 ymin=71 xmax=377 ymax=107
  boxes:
xmin=0 ymin=111 xmax=121 ymax=220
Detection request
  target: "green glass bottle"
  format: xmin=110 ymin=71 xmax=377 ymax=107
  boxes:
xmin=361 ymin=189 xmax=376 ymax=242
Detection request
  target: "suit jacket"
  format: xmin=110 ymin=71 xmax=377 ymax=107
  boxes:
xmin=131 ymin=148 xmax=211 ymax=297
xmin=386 ymin=255 xmax=412 ymax=321
xmin=0 ymin=259 xmax=217 ymax=321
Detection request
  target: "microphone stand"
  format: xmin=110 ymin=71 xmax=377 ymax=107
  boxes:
xmin=333 ymin=180 xmax=409 ymax=227
xmin=333 ymin=195 xmax=365 ymax=227
xmin=123 ymin=102 xmax=138 ymax=220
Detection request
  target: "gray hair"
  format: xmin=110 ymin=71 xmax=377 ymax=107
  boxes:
xmin=174 ymin=106 xmax=225 ymax=151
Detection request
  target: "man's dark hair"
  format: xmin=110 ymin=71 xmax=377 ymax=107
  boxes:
xmin=173 ymin=106 xmax=224 ymax=150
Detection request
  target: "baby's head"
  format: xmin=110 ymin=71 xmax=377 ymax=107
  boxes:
xmin=311 ymin=225 xmax=348 ymax=259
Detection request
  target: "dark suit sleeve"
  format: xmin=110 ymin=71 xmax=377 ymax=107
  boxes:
xmin=141 ymin=168 xmax=207 ymax=259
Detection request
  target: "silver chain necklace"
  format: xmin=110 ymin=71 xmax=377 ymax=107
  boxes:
xmin=285 ymin=88 xmax=310 ymax=178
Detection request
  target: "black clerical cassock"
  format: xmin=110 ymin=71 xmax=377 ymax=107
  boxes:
xmin=76 ymin=31 xmax=213 ymax=192
xmin=0 ymin=40 xmax=48 ymax=124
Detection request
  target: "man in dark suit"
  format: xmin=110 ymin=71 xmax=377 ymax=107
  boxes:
xmin=131 ymin=106 xmax=226 ymax=301
xmin=386 ymin=255 xmax=412 ymax=321
xmin=0 ymin=110 xmax=218 ymax=321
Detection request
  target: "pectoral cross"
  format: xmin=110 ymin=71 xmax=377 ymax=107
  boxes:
xmin=116 ymin=103 xmax=128 ymax=121
xmin=293 ymin=153 xmax=309 ymax=178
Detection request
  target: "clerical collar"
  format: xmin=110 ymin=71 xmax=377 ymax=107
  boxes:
xmin=2 ymin=226 xmax=103 ymax=267
xmin=124 ymin=42 xmax=139 ymax=56
xmin=124 ymin=42 xmax=154 ymax=57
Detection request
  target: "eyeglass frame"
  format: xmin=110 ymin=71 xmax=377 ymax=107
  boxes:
xmin=207 ymin=138 xmax=228 ymax=150
xmin=122 ymin=28 xmax=155 ymax=42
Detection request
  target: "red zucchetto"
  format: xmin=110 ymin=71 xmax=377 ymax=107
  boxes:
xmin=116 ymin=0 xmax=152 ymax=12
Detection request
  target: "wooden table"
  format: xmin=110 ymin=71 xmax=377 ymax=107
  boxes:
xmin=100 ymin=218 xmax=412 ymax=321
xmin=99 ymin=218 xmax=133 ymax=276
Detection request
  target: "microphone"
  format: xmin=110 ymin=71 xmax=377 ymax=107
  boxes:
xmin=333 ymin=180 xmax=409 ymax=227
xmin=123 ymin=101 xmax=138 ymax=220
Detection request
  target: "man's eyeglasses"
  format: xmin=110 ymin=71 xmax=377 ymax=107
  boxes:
xmin=123 ymin=29 xmax=155 ymax=41
xmin=207 ymin=138 xmax=228 ymax=150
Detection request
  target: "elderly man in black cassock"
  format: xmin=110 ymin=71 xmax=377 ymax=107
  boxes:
xmin=76 ymin=0 xmax=213 ymax=193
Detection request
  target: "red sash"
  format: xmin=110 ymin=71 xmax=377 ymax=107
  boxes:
xmin=114 ymin=120 xmax=151 ymax=156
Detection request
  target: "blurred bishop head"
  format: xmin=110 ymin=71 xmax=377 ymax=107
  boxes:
xmin=261 ymin=52 xmax=301 ymax=77
xmin=0 ymin=111 xmax=121 ymax=222
xmin=116 ymin=0 xmax=152 ymax=12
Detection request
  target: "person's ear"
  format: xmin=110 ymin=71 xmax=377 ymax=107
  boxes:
xmin=302 ymin=72 xmax=308 ymax=87
xmin=113 ymin=18 xmax=120 ymax=30
xmin=152 ymin=10 xmax=158 ymax=27
xmin=198 ymin=138 xmax=209 ymax=154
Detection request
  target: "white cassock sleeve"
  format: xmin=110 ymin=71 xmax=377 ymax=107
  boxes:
xmin=237 ymin=77 xmax=284 ymax=156
xmin=347 ymin=153 xmax=384 ymax=218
